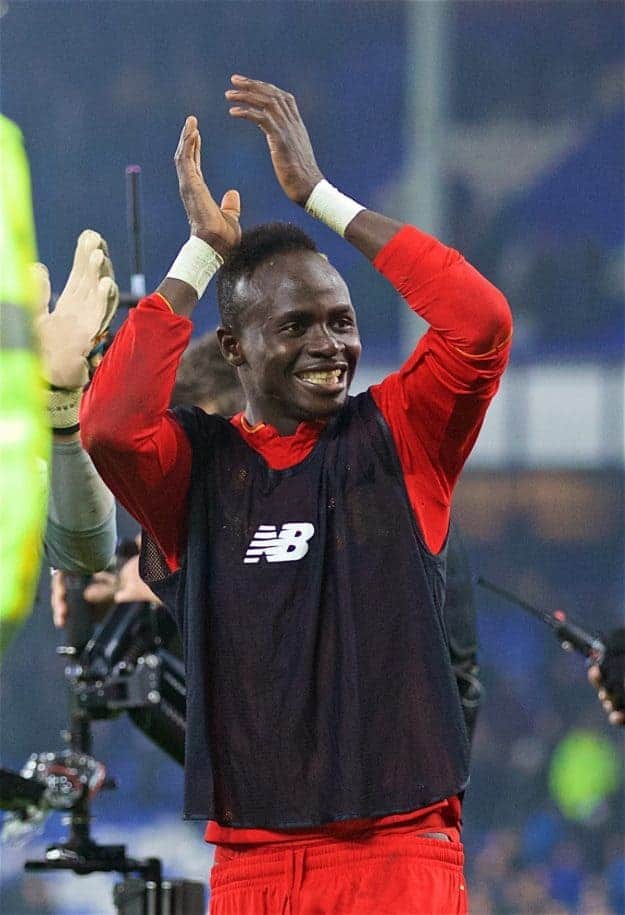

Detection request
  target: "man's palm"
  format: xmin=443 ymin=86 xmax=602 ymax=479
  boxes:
xmin=175 ymin=116 xmax=241 ymax=257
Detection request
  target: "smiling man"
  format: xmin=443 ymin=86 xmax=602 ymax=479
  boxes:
xmin=81 ymin=76 xmax=512 ymax=915
xmin=215 ymin=225 xmax=360 ymax=433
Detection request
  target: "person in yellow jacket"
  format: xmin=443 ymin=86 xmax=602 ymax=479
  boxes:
xmin=0 ymin=115 xmax=119 ymax=653
xmin=0 ymin=114 xmax=49 ymax=652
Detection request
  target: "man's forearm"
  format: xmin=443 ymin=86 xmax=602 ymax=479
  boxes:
xmin=49 ymin=440 xmax=115 ymax=531
xmin=80 ymin=295 xmax=193 ymax=569
xmin=307 ymin=189 xmax=510 ymax=355
xmin=301 ymin=179 xmax=403 ymax=262
xmin=156 ymin=278 xmax=198 ymax=318
xmin=344 ymin=211 xmax=404 ymax=263
xmin=45 ymin=439 xmax=116 ymax=573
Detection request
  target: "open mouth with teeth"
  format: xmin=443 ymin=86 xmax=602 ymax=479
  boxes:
xmin=295 ymin=368 xmax=346 ymax=392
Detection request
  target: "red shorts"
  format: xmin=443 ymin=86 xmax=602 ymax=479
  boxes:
xmin=209 ymin=830 xmax=468 ymax=915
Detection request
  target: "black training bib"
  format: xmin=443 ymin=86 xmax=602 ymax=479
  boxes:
xmin=142 ymin=392 xmax=470 ymax=828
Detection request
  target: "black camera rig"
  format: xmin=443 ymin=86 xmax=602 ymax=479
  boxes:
xmin=2 ymin=589 xmax=201 ymax=915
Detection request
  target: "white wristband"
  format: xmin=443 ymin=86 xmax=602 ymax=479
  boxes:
xmin=304 ymin=179 xmax=365 ymax=237
xmin=167 ymin=236 xmax=223 ymax=299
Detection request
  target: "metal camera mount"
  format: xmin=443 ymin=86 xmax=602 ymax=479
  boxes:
xmin=6 ymin=588 xmax=202 ymax=915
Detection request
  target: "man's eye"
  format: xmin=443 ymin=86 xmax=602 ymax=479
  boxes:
xmin=334 ymin=317 xmax=354 ymax=329
xmin=281 ymin=323 xmax=303 ymax=334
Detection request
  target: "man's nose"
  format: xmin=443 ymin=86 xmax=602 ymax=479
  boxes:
xmin=308 ymin=324 xmax=341 ymax=355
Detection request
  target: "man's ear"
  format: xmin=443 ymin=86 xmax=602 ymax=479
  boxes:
xmin=217 ymin=326 xmax=245 ymax=367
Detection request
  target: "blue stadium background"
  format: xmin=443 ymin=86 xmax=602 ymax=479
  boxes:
xmin=1 ymin=2 xmax=623 ymax=913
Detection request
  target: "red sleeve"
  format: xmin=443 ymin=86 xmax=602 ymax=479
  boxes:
xmin=370 ymin=226 xmax=512 ymax=553
xmin=80 ymin=294 xmax=193 ymax=571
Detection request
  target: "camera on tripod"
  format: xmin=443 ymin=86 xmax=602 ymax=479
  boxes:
xmin=2 ymin=570 xmax=203 ymax=915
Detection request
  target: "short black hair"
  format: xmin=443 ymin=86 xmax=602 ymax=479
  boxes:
xmin=216 ymin=222 xmax=318 ymax=328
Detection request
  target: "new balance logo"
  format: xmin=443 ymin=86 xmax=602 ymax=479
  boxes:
xmin=243 ymin=523 xmax=315 ymax=564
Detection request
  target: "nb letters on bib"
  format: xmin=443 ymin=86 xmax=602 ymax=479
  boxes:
xmin=141 ymin=393 xmax=470 ymax=828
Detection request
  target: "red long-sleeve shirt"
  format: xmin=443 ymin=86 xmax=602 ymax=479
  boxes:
xmin=81 ymin=224 xmax=511 ymax=845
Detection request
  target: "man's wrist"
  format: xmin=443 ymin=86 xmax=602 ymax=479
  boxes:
xmin=167 ymin=235 xmax=223 ymax=299
xmin=304 ymin=179 xmax=365 ymax=237
xmin=192 ymin=230 xmax=233 ymax=261
xmin=293 ymin=170 xmax=325 ymax=207
xmin=53 ymin=429 xmax=81 ymax=442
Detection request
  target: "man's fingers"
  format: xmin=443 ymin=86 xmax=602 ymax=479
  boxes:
xmin=175 ymin=116 xmax=199 ymax=172
xmin=194 ymin=129 xmax=203 ymax=175
xmin=228 ymin=76 xmax=297 ymax=114
xmin=114 ymin=555 xmax=161 ymax=605
xmin=226 ymin=88 xmax=280 ymax=108
xmin=226 ymin=86 xmax=293 ymax=129
xmin=228 ymin=106 xmax=271 ymax=133
xmin=175 ymin=116 xmax=217 ymax=211
xmin=172 ymin=113 xmax=241 ymax=250
xmin=175 ymin=116 xmax=197 ymax=159
xmin=226 ymin=74 xmax=320 ymax=206
xmin=587 ymin=665 xmax=602 ymax=686
xmin=50 ymin=570 xmax=68 ymax=628
xmin=83 ymin=571 xmax=117 ymax=606
xmin=230 ymin=74 xmax=283 ymax=95
xmin=184 ymin=114 xmax=198 ymax=135
xmin=587 ymin=664 xmax=625 ymax=724
xmin=220 ymin=189 xmax=241 ymax=222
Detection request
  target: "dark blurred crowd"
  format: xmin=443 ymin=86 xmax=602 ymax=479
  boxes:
xmin=1 ymin=2 xmax=623 ymax=913
xmin=4 ymin=2 xmax=622 ymax=360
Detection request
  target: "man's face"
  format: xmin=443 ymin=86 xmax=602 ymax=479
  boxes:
xmin=230 ymin=250 xmax=361 ymax=434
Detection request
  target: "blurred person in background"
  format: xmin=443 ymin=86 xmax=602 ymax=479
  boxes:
xmin=33 ymin=229 xmax=120 ymax=653
xmin=51 ymin=329 xmax=244 ymax=625
xmin=0 ymin=111 xmax=118 ymax=654
xmin=82 ymin=74 xmax=512 ymax=915
xmin=169 ymin=329 xmax=245 ymax=416
xmin=0 ymin=114 xmax=50 ymax=653
xmin=35 ymin=230 xmax=119 ymax=577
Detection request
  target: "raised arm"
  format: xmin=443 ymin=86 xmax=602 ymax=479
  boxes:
xmin=227 ymin=76 xmax=512 ymax=550
xmin=34 ymin=230 xmax=118 ymax=572
xmin=81 ymin=118 xmax=242 ymax=569
xmin=226 ymin=74 xmax=401 ymax=260
xmin=225 ymin=75 xmax=509 ymax=354
xmin=158 ymin=115 xmax=242 ymax=316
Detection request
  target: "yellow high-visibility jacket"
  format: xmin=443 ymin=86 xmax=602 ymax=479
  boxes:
xmin=0 ymin=114 xmax=50 ymax=653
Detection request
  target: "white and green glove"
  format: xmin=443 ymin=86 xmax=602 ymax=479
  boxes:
xmin=33 ymin=230 xmax=119 ymax=431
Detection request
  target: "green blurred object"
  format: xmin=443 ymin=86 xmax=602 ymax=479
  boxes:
xmin=548 ymin=728 xmax=621 ymax=821
xmin=0 ymin=114 xmax=50 ymax=654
